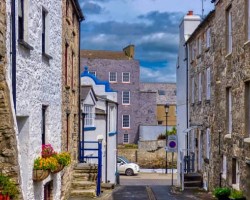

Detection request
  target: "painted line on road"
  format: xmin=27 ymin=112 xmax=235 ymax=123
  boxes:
xmin=146 ymin=186 xmax=157 ymax=200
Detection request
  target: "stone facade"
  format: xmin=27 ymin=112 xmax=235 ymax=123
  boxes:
xmin=81 ymin=47 xmax=157 ymax=144
xmin=187 ymin=11 xmax=216 ymax=190
xmin=61 ymin=1 xmax=83 ymax=199
xmin=212 ymin=0 xmax=250 ymax=197
xmin=0 ymin=1 xmax=23 ymax=199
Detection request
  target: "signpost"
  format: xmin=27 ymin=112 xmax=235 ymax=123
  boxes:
xmin=166 ymin=135 xmax=177 ymax=186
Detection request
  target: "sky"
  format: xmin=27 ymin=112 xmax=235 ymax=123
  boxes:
xmin=79 ymin=0 xmax=214 ymax=83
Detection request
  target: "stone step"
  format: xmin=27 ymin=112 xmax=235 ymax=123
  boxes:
xmin=74 ymin=163 xmax=98 ymax=170
xmin=73 ymin=173 xmax=97 ymax=181
xmin=72 ymin=181 xmax=96 ymax=190
xmin=184 ymin=180 xmax=202 ymax=187
xmin=70 ymin=189 xmax=96 ymax=198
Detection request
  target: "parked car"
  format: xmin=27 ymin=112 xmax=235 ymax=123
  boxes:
xmin=117 ymin=156 xmax=140 ymax=176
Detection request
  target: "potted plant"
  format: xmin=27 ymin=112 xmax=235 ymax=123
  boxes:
xmin=51 ymin=152 xmax=71 ymax=173
xmin=214 ymin=187 xmax=231 ymax=200
xmin=0 ymin=174 xmax=18 ymax=200
xmin=33 ymin=156 xmax=58 ymax=181
xmin=229 ymin=189 xmax=246 ymax=200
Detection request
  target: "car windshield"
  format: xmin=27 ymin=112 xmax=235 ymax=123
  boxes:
xmin=119 ymin=156 xmax=131 ymax=163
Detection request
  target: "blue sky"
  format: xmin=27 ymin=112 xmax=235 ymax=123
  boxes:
xmin=79 ymin=0 xmax=214 ymax=82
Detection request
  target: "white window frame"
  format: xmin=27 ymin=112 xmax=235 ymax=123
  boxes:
xmin=123 ymin=134 xmax=129 ymax=144
xmin=84 ymin=105 xmax=95 ymax=127
xmin=109 ymin=72 xmax=117 ymax=82
xmin=122 ymin=91 xmax=130 ymax=105
xmin=122 ymin=115 xmax=130 ymax=128
xmin=108 ymin=105 xmax=116 ymax=133
xmin=206 ymin=128 xmax=210 ymax=159
xmin=198 ymin=131 xmax=203 ymax=171
xmin=222 ymin=155 xmax=227 ymax=179
xmin=247 ymin=0 xmax=250 ymax=40
xmin=227 ymin=7 xmax=232 ymax=54
xmin=191 ymin=77 xmax=195 ymax=103
xmin=206 ymin=67 xmax=211 ymax=100
xmin=198 ymin=72 xmax=202 ymax=102
xmin=122 ymin=72 xmax=130 ymax=83
xmin=198 ymin=36 xmax=202 ymax=55
xmin=227 ymin=87 xmax=232 ymax=134
xmin=206 ymin=27 xmax=211 ymax=48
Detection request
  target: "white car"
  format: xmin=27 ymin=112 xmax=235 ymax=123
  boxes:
xmin=117 ymin=156 xmax=140 ymax=176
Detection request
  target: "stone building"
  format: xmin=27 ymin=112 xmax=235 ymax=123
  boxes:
xmin=211 ymin=0 xmax=250 ymax=197
xmin=0 ymin=0 xmax=23 ymax=199
xmin=140 ymin=82 xmax=177 ymax=126
xmin=81 ymin=45 xmax=157 ymax=144
xmin=186 ymin=11 xmax=216 ymax=190
xmin=61 ymin=1 xmax=83 ymax=199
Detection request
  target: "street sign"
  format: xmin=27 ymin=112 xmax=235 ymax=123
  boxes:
xmin=167 ymin=135 xmax=177 ymax=152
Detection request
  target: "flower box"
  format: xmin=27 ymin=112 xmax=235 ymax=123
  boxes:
xmin=51 ymin=165 xmax=64 ymax=174
xmin=33 ymin=170 xmax=49 ymax=182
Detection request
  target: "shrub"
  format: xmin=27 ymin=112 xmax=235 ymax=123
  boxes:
xmin=0 ymin=174 xmax=19 ymax=198
xmin=213 ymin=187 xmax=231 ymax=198
xmin=230 ymin=189 xmax=245 ymax=199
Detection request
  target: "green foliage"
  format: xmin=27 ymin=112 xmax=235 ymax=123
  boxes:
xmin=118 ymin=144 xmax=138 ymax=149
xmin=213 ymin=187 xmax=231 ymax=198
xmin=54 ymin=152 xmax=71 ymax=166
xmin=230 ymin=189 xmax=245 ymax=199
xmin=166 ymin=126 xmax=177 ymax=136
xmin=33 ymin=157 xmax=58 ymax=171
xmin=0 ymin=174 xmax=19 ymax=198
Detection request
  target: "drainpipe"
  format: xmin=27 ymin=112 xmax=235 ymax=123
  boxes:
xmin=78 ymin=16 xmax=84 ymax=162
xmin=185 ymin=43 xmax=189 ymax=159
xmin=11 ymin=0 xmax=16 ymax=111
xmin=105 ymin=101 xmax=108 ymax=183
xmin=115 ymin=102 xmax=119 ymax=184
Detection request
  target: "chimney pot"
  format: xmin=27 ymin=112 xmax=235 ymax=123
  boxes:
xmin=187 ymin=11 xmax=193 ymax=16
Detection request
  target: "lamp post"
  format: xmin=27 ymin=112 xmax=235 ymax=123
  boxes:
xmin=165 ymin=104 xmax=169 ymax=174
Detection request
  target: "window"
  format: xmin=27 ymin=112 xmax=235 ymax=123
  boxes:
xmin=71 ymin=51 xmax=74 ymax=88
xmin=206 ymin=128 xmax=210 ymax=159
xmin=122 ymin=72 xmax=130 ymax=83
xmin=227 ymin=87 xmax=232 ymax=134
xmin=65 ymin=43 xmax=68 ymax=85
xmin=122 ymin=91 xmax=130 ymax=105
xmin=232 ymin=158 xmax=240 ymax=186
xmin=158 ymin=90 xmax=165 ymax=95
xmin=108 ymin=105 xmax=117 ymax=133
xmin=206 ymin=67 xmax=211 ymax=100
xmin=158 ymin=121 xmax=163 ymax=125
xmin=198 ymin=72 xmax=202 ymax=102
xmin=109 ymin=72 xmax=117 ymax=82
xmin=222 ymin=155 xmax=227 ymax=179
xmin=247 ymin=0 xmax=250 ymax=40
xmin=191 ymin=77 xmax=195 ymax=104
xmin=89 ymin=71 xmax=96 ymax=77
xmin=198 ymin=36 xmax=202 ymax=55
xmin=84 ymin=105 xmax=95 ymax=127
xmin=226 ymin=6 xmax=232 ymax=54
xmin=18 ymin=0 xmax=24 ymax=40
xmin=245 ymin=82 xmax=250 ymax=136
xmin=206 ymin=27 xmax=211 ymax=48
xmin=42 ymin=105 xmax=47 ymax=145
xmin=123 ymin=134 xmax=129 ymax=144
xmin=66 ymin=113 xmax=69 ymax=151
xmin=122 ymin=115 xmax=130 ymax=128
xmin=42 ymin=9 xmax=49 ymax=54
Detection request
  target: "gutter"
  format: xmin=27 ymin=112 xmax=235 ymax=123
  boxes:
xmin=11 ymin=0 xmax=16 ymax=111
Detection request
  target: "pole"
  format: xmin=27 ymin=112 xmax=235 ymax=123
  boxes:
xmin=165 ymin=114 xmax=168 ymax=174
xmin=172 ymin=152 xmax=174 ymax=186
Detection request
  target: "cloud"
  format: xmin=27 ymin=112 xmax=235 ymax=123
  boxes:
xmin=82 ymin=2 xmax=103 ymax=15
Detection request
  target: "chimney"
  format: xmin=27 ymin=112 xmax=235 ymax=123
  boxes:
xmin=123 ymin=45 xmax=135 ymax=59
xmin=187 ymin=11 xmax=193 ymax=16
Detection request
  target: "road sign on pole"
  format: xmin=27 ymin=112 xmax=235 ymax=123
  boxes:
xmin=167 ymin=135 xmax=177 ymax=152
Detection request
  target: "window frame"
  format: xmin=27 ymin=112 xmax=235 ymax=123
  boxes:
xmin=226 ymin=6 xmax=232 ymax=54
xmin=123 ymin=134 xmax=129 ymax=144
xmin=84 ymin=105 xmax=95 ymax=127
xmin=198 ymin=72 xmax=202 ymax=102
xmin=246 ymin=0 xmax=250 ymax=40
xmin=109 ymin=72 xmax=117 ymax=83
xmin=227 ymin=87 xmax=232 ymax=134
xmin=206 ymin=67 xmax=211 ymax=100
xmin=122 ymin=91 xmax=130 ymax=105
xmin=122 ymin=72 xmax=130 ymax=83
xmin=122 ymin=115 xmax=130 ymax=128
xmin=206 ymin=27 xmax=211 ymax=48
xmin=42 ymin=8 xmax=49 ymax=55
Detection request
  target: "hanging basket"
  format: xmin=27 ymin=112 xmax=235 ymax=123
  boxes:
xmin=33 ymin=170 xmax=50 ymax=181
xmin=51 ymin=165 xmax=64 ymax=174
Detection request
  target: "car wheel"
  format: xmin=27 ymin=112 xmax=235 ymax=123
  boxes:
xmin=125 ymin=168 xmax=134 ymax=176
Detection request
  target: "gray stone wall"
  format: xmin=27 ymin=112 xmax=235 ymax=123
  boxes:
xmin=0 ymin=0 xmax=23 ymax=199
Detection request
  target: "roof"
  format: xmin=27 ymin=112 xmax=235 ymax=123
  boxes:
xmin=80 ymin=86 xmax=98 ymax=101
xmin=72 ymin=0 xmax=84 ymax=21
xmin=81 ymin=50 xmax=130 ymax=60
